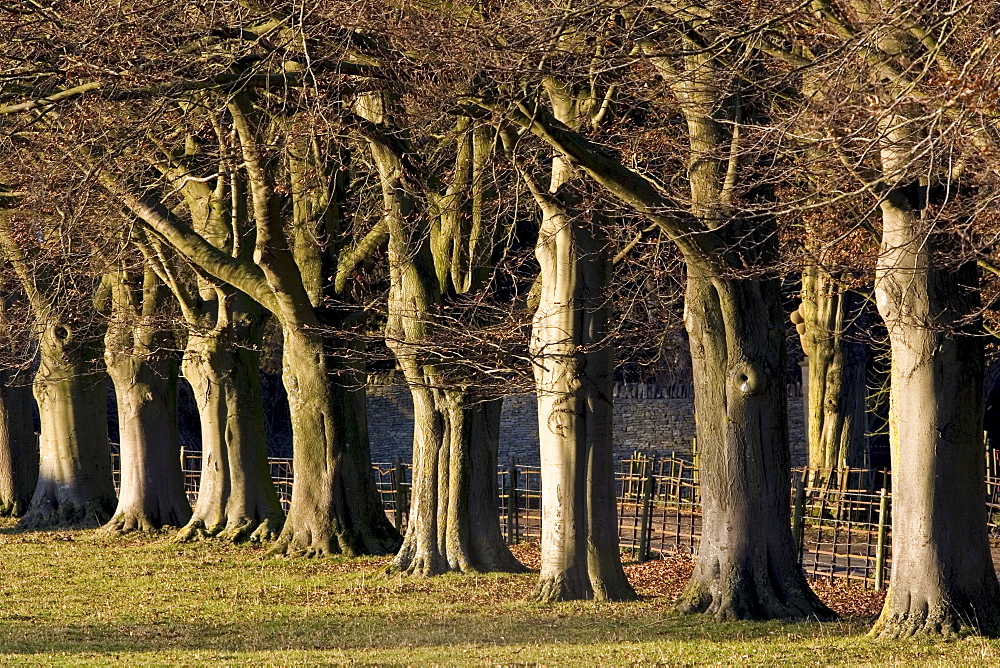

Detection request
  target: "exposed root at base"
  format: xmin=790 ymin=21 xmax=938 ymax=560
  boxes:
xmin=98 ymin=514 xmax=178 ymax=535
xmin=676 ymin=578 xmax=836 ymax=622
xmin=870 ymin=603 xmax=1000 ymax=640
xmin=17 ymin=499 xmax=114 ymax=531
xmin=175 ymin=516 xmax=281 ymax=544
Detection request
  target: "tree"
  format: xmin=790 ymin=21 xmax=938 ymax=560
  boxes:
xmin=100 ymin=259 xmax=191 ymax=533
xmin=354 ymin=92 xmax=523 ymax=575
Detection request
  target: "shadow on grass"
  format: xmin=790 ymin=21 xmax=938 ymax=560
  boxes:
xmin=0 ymin=610 xmax=864 ymax=657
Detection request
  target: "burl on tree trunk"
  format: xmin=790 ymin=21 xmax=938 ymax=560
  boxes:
xmin=677 ymin=267 xmax=834 ymax=620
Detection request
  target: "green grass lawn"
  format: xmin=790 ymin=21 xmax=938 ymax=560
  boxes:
xmin=0 ymin=520 xmax=997 ymax=666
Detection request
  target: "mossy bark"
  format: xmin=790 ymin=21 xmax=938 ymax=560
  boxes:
xmin=176 ymin=327 xmax=283 ymax=543
xmin=800 ymin=265 xmax=868 ymax=475
xmin=270 ymin=326 xmax=401 ymax=557
xmin=391 ymin=389 xmax=524 ymax=575
xmin=19 ymin=323 xmax=116 ymax=529
xmin=678 ymin=268 xmax=833 ymax=620
xmin=0 ymin=370 xmax=36 ymax=517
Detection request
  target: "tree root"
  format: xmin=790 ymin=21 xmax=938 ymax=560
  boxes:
xmin=17 ymin=498 xmax=114 ymax=531
xmin=99 ymin=514 xmax=174 ymax=536
xmin=676 ymin=575 xmax=835 ymax=621
xmin=175 ymin=515 xmax=281 ymax=544
xmin=870 ymin=599 xmax=1000 ymax=640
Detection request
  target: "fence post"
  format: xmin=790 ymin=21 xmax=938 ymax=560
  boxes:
xmin=392 ymin=457 xmax=404 ymax=532
xmin=507 ymin=457 xmax=518 ymax=545
xmin=638 ymin=464 xmax=655 ymax=563
xmin=874 ymin=486 xmax=889 ymax=591
xmin=179 ymin=445 xmax=186 ymax=472
xmin=791 ymin=469 xmax=807 ymax=560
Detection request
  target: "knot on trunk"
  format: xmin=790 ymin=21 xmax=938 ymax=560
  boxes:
xmin=730 ymin=363 xmax=764 ymax=395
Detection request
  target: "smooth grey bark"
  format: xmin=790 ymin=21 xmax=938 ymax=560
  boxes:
xmin=529 ymin=194 xmax=634 ymax=602
xmin=501 ymin=78 xmax=635 ymax=601
xmin=102 ymin=267 xmax=190 ymax=533
xmin=356 ymin=94 xmax=520 ymax=574
xmin=677 ymin=266 xmax=828 ymax=618
xmin=176 ymin=311 xmax=283 ymax=543
xmin=19 ymin=322 xmax=116 ymax=528
xmin=799 ymin=265 xmax=868 ymax=473
xmin=0 ymin=368 xmax=36 ymax=517
xmin=870 ymin=119 xmax=1000 ymax=638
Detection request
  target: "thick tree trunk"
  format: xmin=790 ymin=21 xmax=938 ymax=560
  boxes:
xmin=677 ymin=267 xmax=834 ymax=620
xmin=0 ymin=370 xmax=37 ymax=517
xmin=19 ymin=325 xmax=116 ymax=529
xmin=800 ymin=265 xmax=868 ymax=474
xmin=870 ymin=129 xmax=1000 ymax=636
xmin=176 ymin=332 xmax=283 ymax=542
xmin=391 ymin=389 xmax=524 ymax=575
xmin=529 ymin=205 xmax=635 ymax=603
xmin=104 ymin=353 xmax=190 ymax=533
xmin=270 ymin=326 xmax=400 ymax=557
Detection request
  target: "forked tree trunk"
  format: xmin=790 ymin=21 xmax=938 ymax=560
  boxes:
xmin=677 ymin=266 xmax=834 ymax=620
xmin=358 ymin=92 xmax=516 ymax=574
xmin=392 ymin=388 xmax=524 ymax=575
xmin=19 ymin=324 xmax=116 ymax=529
xmin=800 ymin=265 xmax=868 ymax=474
xmin=0 ymin=370 xmax=37 ymax=517
xmin=176 ymin=331 xmax=283 ymax=542
xmin=271 ymin=326 xmax=400 ymax=557
xmin=529 ymin=203 xmax=635 ymax=603
xmin=104 ymin=352 xmax=190 ymax=532
xmin=870 ymin=121 xmax=1000 ymax=638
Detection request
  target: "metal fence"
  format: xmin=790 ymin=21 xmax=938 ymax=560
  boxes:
xmin=109 ymin=447 xmax=1000 ymax=590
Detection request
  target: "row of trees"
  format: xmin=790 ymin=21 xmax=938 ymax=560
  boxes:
xmin=2 ymin=0 xmax=1000 ymax=639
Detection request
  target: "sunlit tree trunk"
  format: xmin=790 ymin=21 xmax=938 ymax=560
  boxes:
xmin=176 ymin=300 xmax=283 ymax=542
xmin=102 ymin=266 xmax=190 ymax=533
xmin=355 ymin=97 xmax=520 ymax=574
xmin=870 ymin=118 xmax=1000 ymax=638
xmin=19 ymin=322 xmax=116 ymax=528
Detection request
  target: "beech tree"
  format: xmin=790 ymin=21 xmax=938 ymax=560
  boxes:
xmin=353 ymin=91 xmax=523 ymax=575
xmin=100 ymin=259 xmax=191 ymax=533
xmin=0 ymin=207 xmax=116 ymax=528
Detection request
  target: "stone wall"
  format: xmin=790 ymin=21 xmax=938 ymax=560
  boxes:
xmin=366 ymin=384 xmax=807 ymax=467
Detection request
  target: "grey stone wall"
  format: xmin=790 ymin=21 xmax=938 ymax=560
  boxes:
xmin=367 ymin=384 xmax=807 ymax=467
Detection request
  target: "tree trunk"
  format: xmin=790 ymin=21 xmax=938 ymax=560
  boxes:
xmin=392 ymin=388 xmax=525 ymax=575
xmin=104 ymin=352 xmax=190 ymax=533
xmin=18 ymin=324 xmax=116 ymax=529
xmin=270 ymin=325 xmax=401 ymax=557
xmin=870 ymin=122 xmax=1000 ymax=637
xmin=677 ymin=266 xmax=834 ymax=620
xmin=176 ymin=330 xmax=284 ymax=542
xmin=529 ymin=203 xmax=635 ymax=603
xmin=800 ymin=265 xmax=868 ymax=474
xmin=0 ymin=369 xmax=37 ymax=517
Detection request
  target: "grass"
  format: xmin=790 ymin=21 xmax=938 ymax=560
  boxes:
xmin=0 ymin=520 xmax=997 ymax=665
